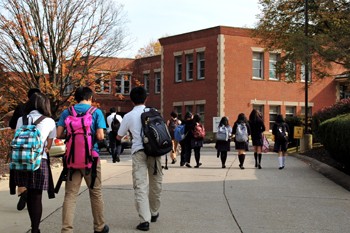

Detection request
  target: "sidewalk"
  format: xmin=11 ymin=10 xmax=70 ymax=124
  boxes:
xmin=1 ymin=144 xmax=350 ymax=233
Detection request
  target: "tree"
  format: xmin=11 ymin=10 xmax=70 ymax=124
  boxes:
xmin=0 ymin=0 xmax=128 ymax=118
xmin=254 ymin=0 xmax=350 ymax=80
xmin=135 ymin=39 xmax=161 ymax=58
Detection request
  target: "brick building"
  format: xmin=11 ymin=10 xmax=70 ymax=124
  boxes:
xmin=93 ymin=26 xmax=347 ymax=132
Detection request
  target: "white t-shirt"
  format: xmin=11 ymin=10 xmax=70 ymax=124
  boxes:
xmin=117 ymin=105 xmax=144 ymax=154
xmin=16 ymin=110 xmax=57 ymax=159
xmin=106 ymin=112 xmax=123 ymax=133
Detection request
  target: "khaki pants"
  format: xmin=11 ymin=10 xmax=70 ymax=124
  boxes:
xmin=132 ymin=151 xmax=163 ymax=223
xmin=61 ymin=160 xmax=105 ymax=233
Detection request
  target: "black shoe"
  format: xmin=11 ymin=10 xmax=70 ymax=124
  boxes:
xmin=151 ymin=213 xmax=159 ymax=222
xmin=116 ymin=155 xmax=120 ymax=162
xmin=171 ymin=159 xmax=177 ymax=164
xmin=185 ymin=163 xmax=192 ymax=168
xmin=94 ymin=224 xmax=109 ymax=233
xmin=258 ymin=165 xmax=262 ymax=169
xmin=136 ymin=222 xmax=149 ymax=231
xmin=194 ymin=163 xmax=202 ymax=168
xmin=17 ymin=190 xmax=27 ymax=211
xmin=222 ymin=165 xmax=226 ymax=168
xmin=180 ymin=162 xmax=185 ymax=166
xmin=239 ymin=165 xmax=245 ymax=169
xmin=279 ymin=166 xmax=285 ymax=170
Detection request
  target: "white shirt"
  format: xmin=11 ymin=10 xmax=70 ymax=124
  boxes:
xmin=106 ymin=112 xmax=123 ymax=133
xmin=117 ymin=105 xmax=144 ymax=154
xmin=16 ymin=110 xmax=57 ymax=159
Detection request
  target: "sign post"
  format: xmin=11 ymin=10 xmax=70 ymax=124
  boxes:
xmin=294 ymin=126 xmax=304 ymax=152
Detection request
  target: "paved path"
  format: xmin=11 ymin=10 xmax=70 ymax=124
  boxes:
xmin=1 ymin=144 xmax=350 ymax=233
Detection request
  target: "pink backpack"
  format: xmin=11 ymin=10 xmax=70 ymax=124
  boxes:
xmin=64 ymin=106 xmax=97 ymax=170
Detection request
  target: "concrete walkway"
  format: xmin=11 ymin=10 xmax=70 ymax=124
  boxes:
xmin=1 ymin=144 xmax=350 ymax=233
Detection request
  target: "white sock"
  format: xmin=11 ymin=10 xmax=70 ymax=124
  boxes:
xmin=278 ymin=157 xmax=283 ymax=167
xmin=282 ymin=156 xmax=286 ymax=166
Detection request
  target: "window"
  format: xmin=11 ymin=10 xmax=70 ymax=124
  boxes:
xmin=175 ymin=56 xmax=182 ymax=82
xmin=197 ymin=52 xmax=205 ymax=80
xmin=185 ymin=105 xmax=193 ymax=115
xmin=301 ymin=107 xmax=312 ymax=116
xmin=154 ymin=72 xmax=161 ymax=94
xmin=116 ymin=73 xmax=131 ymax=94
xmin=63 ymin=76 xmax=74 ymax=96
xmin=286 ymin=106 xmax=296 ymax=119
xmin=174 ymin=106 xmax=182 ymax=120
xmin=269 ymin=105 xmax=280 ymax=129
xmin=253 ymin=105 xmax=264 ymax=120
xmin=143 ymin=73 xmax=150 ymax=93
xmin=301 ymin=64 xmax=311 ymax=82
xmin=186 ymin=54 xmax=193 ymax=81
xmin=95 ymin=73 xmax=111 ymax=94
xmin=196 ymin=104 xmax=205 ymax=124
xmin=269 ymin=53 xmax=280 ymax=80
xmin=253 ymin=52 xmax=264 ymax=79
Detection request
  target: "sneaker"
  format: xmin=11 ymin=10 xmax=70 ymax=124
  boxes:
xmin=136 ymin=222 xmax=149 ymax=231
xmin=94 ymin=225 xmax=109 ymax=233
xmin=279 ymin=166 xmax=285 ymax=170
xmin=17 ymin=190 xmax=27 ymax=211
xmin=151 ymin=213 xmax=159 ymax=222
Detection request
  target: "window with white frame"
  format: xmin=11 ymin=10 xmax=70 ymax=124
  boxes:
xmin=253 ymin=52 xmax=264 ymax=79
xmin=154 ymin=72 xmax=161 ymax=94
xmin=196 ymin=104 xmax=205 ymax=124
xmin=269 ymin=105 xmax=280 ymax=129
xmin=116 ymin=73 xmax=131 ymax=95
xmin=197 ymin=52 xmax=205 ymax=80
xmin=269 ymin=53 xmax=280 ymax=80
xmin=95 ymin=73 xmax=111 ymax=94
xmin=175 ymin=56 xmax=182 ymax=82
xmin=174 ymin=106 xmax=182 ymax=120
xmin=285 ymin=106 xmax=296 ymax=119
xmin=63 ymin=76 xmax=74 ymax=96
xmin=143 ymin=73 xmax=150 ymax=93
xmin=301 ymin=64 xmax=312 ymax=82
xmin=186 ymin=54 xmax=193 ymax=81
xmin=185 ymin=105 xmax=193 ymax=115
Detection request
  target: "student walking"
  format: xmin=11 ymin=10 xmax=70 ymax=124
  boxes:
xmin=191 ymin=114 xmax=205 ymax=168
xmin=56 ymin=87 xmax=109 ymax=233
xmin=232 ymin=113 xmax=251 ymax=169
xmin=272 ymin=114 xmax=290 ymax=170
xmin=180 ymin=112 xmax=195 ymax=168
xmin=166 ymin=111 xmax=181 ymax=164
xmin=249 ymin=109 xmax=266 ymax=169
xmin=106 ymin=107 xmax=123 ymax=163
xmin=9 ymin=92 xmax=56 ymax=233
xmin=116 ymin=86 xmax=163 ymax=231
xmin=215 ymin=116 xmax=232 ymax=168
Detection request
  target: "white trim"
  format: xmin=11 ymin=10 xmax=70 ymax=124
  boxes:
xmin=251 ymin=47 xmax=265 ymax=52
xmin=195 ymin=47 xmax=206 ymax=52
xmin=217 ymin=34 xmax=225 ymax=117
xmin=184 ymin=49 xmax=194 ymax=54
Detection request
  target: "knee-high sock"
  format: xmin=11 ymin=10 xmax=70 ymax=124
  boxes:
xmin=27 ymin=189 xmax=43 ymax=233
xmin=258 ymin=153 xmax=262 ymax=165
xmin=282 ymin=156 xmax=286 ymax=166
xmin=238 ymin=154 xmax=245 ymax=165
xmin=278 ymin=157 xmax=283 ymax=167
xmin=254 ymin=152 xmax=258 ymax=166
xmin=221 ymin=151 xmax=227 ymax=165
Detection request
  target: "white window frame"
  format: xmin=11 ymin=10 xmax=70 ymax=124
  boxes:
xmin=63 ymin=76 xmax=74 ymax=96
xmin=154 ymin=72 xmax=161 ymax=94
xmin=116 ymin=73 xmax=131 ymax=95
xmin=186 ymin=54 xmax=193 ymax=81
xmin=269 ymin=53 xmax=280 ymax=80
xmin=143 ymin=73 xmax=150 ymax=93
xmin=197 ymin=52 xmax=205 ymax=80
xmin=95 ymin=73 xmax=111 ymax=94
xmin=301 ymin=64 xmax=312 ymax=83
xmin=269 ymin=105 xmax=280 ymax=130
xmin=175 ymin=56 xmax=182 ymax=82
xmin=253 ymin=52 xmax=264 ymax=80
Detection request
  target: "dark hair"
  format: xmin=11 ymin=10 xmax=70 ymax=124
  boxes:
xmin=130 ymin=86 xmax=147 ymax=105
xmin=249 ymin=109 xmax=263 ymax=123
xmin=236 ymin=113 xmax=247 ymax=123
xmin=25 ymin=92 xmax=51 ymax=117
xmin=74 ymin=86 xmax=93 ymax=102
xmin=110 ymin=107 xmax=116 ymax=113
xmin=275 ymin=114 xmax=285 ymax=123
xmin=185 ymin=111 xmax=193 ymax=119
xmin=193 ymin=114 xmax=201 ymax=123
xmin=219 ymin=116 xmax=229 ymax=127
xmin=27 ymin=88 xmax=41 ymax=99
xmin=170 ymin=111 xmax=178 ymax=118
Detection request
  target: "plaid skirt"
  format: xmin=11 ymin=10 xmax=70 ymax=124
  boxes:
xmin=12 ymin=158 xmax=49 ymax=190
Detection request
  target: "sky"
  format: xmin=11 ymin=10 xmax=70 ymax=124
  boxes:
xmin=116 ymin=0 xmax=261 ymax=58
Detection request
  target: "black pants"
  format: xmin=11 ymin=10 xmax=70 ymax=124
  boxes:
xmin=194 ymin=147 xmax=201 ymax=165
xmin=27 ymin=189 xmax=43 ymax=233
xmin=108 ymin=132 xmax=121 ymax=160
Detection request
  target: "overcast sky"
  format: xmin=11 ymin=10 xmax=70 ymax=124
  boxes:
xmin=116 ymin=0 xmax=261 ymax=58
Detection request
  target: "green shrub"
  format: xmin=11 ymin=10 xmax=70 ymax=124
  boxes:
xmin=318 ymin=114 xmax=350 ymax=168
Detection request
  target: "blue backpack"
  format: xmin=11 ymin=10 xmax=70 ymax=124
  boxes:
xmin=10 ymin=115 xmax=46 ymax=171
xmin=174 ymin=124 xmax=186 ymax=142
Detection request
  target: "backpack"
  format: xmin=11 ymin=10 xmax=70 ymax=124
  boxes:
xmin=275 ymin=123 xmax=288 ymax=142
xmin=111 ymin=114 xmax=120 ymax=135
xmin=168 ymin=118 xmax=179 ymax=138
xmin=141 ymin=107 xmax=172 ymax=157
xmin=10 ymin=115 xmax=46 ymax=171
xmin=174 ymin=124 xmax=186 ymax=142
xmin=193 ymin=123 xmax=205 ymax=139
xmin=64 ymin=106 xmax=97 ymax=170
xmin=216 ymin=125 xmax=229 ymax=141
xmin=235 ymin=123 xmax=248 ymax=142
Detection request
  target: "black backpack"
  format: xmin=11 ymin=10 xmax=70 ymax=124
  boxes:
xmin=275 ymin=123 xmax=288 ymax=142
xmin=141 ymin=108 xmax=172 ymax=157
xmin=111 ymin=114 xmax=120 ymax=135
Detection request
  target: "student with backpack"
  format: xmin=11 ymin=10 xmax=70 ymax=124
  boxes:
xmin=56 ymin=87 xmax=109 ymax=233
xmin=116 ymin=86 xmax=163 ymax=231
xmin=9 ymin=92 xmax=56 ymax=233
xmin=191 ymin=114 xmax=205 ymax=168
xmin=166 ymin=111 xmax=181 ymax=164
xmin=272 ymin=114 xmax=290 ymax=170
xmin=232 ymin=113 xmax=251 ymax=169
xmin=9 ymin=88 xmax=41 ymax=211
xmin=249 ymin=109 xmax=266 ymax=169
xmin=215 ymin=116 xmax=232 ymax=168
xmin=106 ymin=107 xmax=123 ymax=163
xmin=179 ymin=112 xmax=195 ymax=168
